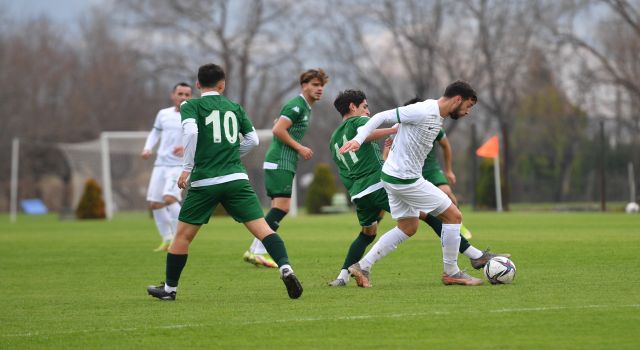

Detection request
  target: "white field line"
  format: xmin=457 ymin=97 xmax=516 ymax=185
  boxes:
xmin=3 ymin=304 xmax=639 ymax=338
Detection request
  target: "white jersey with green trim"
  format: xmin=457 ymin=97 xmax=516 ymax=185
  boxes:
xmin=352 ymin=99 xmax=443 ymax=180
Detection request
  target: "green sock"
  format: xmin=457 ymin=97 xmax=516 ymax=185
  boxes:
xmin=261 ymin=233 xmax=289 ymax=267
xmin=422 ymin=215 xmax=470 ymax=253
xmin=341 ymin=232 xmax=376 ymax=270
xmin=265 ymin=208 xmax=287 ymax=232
xmin=165 ymin=253 xmax=188 ymax=287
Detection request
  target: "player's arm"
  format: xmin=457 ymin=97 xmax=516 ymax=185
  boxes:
xmin=178 ymin=102 xmax=197 ymax=189
xmin=439 ymin=136 xmax=456 ymax=185
xmin=364 ymin=127 xmax=397 ymax=142
xmin=272 ymin=117 xmax=313 ymax=160
xmin=239 ymin=129 xmax=259 ymax=157
xmin=141 ymin=112 xmax=162 ymax=159
xmin=340 ymin=109 xmax=397 ymax=154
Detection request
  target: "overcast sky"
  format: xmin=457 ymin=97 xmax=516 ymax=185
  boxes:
xmin=3 ymin=0 xmax=102 ymax=23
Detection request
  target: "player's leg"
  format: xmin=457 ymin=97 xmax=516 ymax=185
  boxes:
xmin=349 ymin=182 xmax=418 ymax=287
xmin=147 ymin=185 xmax=215 ymax=300
xmin=225 ymin=180 xmax=302 ymax=299
xmin=330 ymin=190 xmax=388 ymax=286
xmin=163 ymin=166 xmax=184 ymax=235
xmin=245 ymin=169 xmax=294 ymax=267
xmin=147 ymin=167 xmax=173 ymax=251
xmin=437 ymin=183 xmax=472 ymax=239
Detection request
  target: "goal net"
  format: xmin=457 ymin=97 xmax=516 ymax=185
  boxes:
xmin=56 ymin=129 xmax=296 ymax=220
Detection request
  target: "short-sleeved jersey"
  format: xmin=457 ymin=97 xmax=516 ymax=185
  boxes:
xmin=264 ymin=94 xmax=312 ymax=172
xmin=180 ymin=93 xmax=255 ymax=183
xmin=422 ymin=128 xmax=446 ymax=175
xmin=149 ymin=107 xmax=183 ymax=167
xmin=382 ymin=99 xmax=443 ymax=181
xmin=329 ymin=116 xmax=384 ymax=200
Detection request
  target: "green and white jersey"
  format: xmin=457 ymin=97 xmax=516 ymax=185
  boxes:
xmin=329 ymin=116 xmax=384 ymax=201
xmin=422 ymin=128 xmax=445 ymax=176
xmin=180 ymin=91 xmax=255 ymax=187
xmin=263 ymin=94 xmax=312 ymax=172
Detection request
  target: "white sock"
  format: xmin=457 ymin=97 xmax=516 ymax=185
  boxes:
xmin=441 ymin=224 xmax=462 ymax=275
xmin=463 ymin=246 xmax=483 ymax=259
xmin=360 ymin=227 xmax=410 ymax=271
xmin=337 ymin=269 xmax=350 ymax=282
xmin=249 ymin=238 xmax=268 ymax=254
xmin=279 ymin=264 xmax=293 ymax=276
xmin=166 ymin=203 xmax=181 ymax=236
xmin=152 ymin=208 xmax=173 ymax=241
xmin=164 ymin=284 xmax=177 ymax=293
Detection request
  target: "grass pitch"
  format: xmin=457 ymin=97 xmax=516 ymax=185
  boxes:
xmin=1 ymin=211 xmax=639 ymax=349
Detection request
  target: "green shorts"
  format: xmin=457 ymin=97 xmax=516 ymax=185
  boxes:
xmin=264 ymin=169 xmax=295 ymax=198
xmin=423 ymin=167 xmax=448 ymax=186
xmin=179 ymin=180 xmax=264 ymax=225
xmin=353 ymin=188 xmax=390 ymax=227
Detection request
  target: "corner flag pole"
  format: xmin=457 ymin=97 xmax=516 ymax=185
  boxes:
xmin=476 ymin=135 xmax=502 ymax=212
xmin=10 ymin=138 xmax=19 ymax=223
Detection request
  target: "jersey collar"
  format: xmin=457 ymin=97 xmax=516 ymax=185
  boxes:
xmin=299 ymin=94 xmax=312 ymax=110
xmin=202 ymin=91 xmax=220 ymax=97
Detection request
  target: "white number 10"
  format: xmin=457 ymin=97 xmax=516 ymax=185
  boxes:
xmin=205 ymin=110 xmax=238 ymax=143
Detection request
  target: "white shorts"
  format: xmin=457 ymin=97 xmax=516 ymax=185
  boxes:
xmin=382 ymin=177 xmax=452 ymax=220
xmin=146 ymin=166 xmax=183 ymax=203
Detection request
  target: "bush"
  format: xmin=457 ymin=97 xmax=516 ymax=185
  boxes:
xmin=305 ymin=163 xmax=337 ymax=214
xmin=76 ymin=178 xmax=106 ymax=219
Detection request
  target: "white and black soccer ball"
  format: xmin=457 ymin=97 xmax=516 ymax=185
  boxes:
xmin=625 ymin=202 xmax=639 ymax=214
xmin=484 ymin=256 xmax=516 ymax=284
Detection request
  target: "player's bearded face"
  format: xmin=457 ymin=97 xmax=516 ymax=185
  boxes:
xmin=450 ymin=98 xmax=473 ymax=120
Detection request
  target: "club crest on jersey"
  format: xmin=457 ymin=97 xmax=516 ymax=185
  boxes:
xmin=292 ymin=106 xmax=300 ymax=113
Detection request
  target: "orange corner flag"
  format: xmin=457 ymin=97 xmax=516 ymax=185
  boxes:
xmin=476 ymin=135 xmax=499 ymax=158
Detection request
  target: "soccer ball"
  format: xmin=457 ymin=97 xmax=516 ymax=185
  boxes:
xmin=484 ymin=256 xmax=516 ymax=284
xmin=625 ymin=202 xmax=639 ymax=214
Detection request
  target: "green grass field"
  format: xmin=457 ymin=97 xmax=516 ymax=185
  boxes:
xmin=1 ymin=211 xmax=639 ymax=349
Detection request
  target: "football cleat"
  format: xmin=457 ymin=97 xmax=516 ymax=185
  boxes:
xmin=328 ymin=278 xmax=347 ymax=287
xmin=147 ymin=282 xmax=176 ymax=301
xmin=469 ymin=249 xmax=512 ymax=270
xmin=153 ymin=241 xmax=171 ymax=252
xmin=460 ymin=225 xmax=473 ymax=240
xmin=442 ymin=271 xmax=483 ymax=286
xmin=280 ymin=268 xmax=303 ymax=299
xmin=348 ymin=263 xmax=371 ymax=288
xmin=242 ymin=251 xmax=257 ymax=265
xmin=253 ymin=253 xmax=278 ymax=268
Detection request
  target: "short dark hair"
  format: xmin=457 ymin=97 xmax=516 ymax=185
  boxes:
xmin=198 ymin=64 xmax=225 ymax=88
xmin=333 ymin=89 xmax=367 ymax=116
xmin=173 ymin=82 xmax=192 ymax=91
xmin=443 ymin=80 xmax=477 ymax=102
xmin=403 ymin=95 xmax=422 ymax=106
xmin=300 ymin=68 xmax=329 ymax=86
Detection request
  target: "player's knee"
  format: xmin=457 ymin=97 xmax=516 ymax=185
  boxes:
xmin=440 ymin=205 xmax=462 ymax=224
xmin=362 ymin=226 xmax=377 ymax=236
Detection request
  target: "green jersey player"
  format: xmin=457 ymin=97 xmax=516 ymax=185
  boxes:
xmin=244 ymin=69 xmax=329 ymax=268
xmin=147 ymin=63 xmax=303 ymax=301
xmin=328 ymin=90 xmax=508 ymax=287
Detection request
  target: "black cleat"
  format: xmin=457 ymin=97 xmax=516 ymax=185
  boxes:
xmin=147 ymin=282 xmax=176 ymax=301
xmin=280 ymin=268 xmax=303 ymax=299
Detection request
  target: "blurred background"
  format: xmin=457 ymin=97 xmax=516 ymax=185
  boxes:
xmin=1 ymin=0 xmax=639 ymax=217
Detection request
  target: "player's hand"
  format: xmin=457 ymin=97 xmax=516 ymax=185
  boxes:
xmin=141 ymin=149 xmax=152 ymax=159
xmin=173 ymin=146 xmax=184 ymax=157
xmin=445 ymin=170 xmax=456 ymax=185
xmin=177 ymin=171 xmax=190 ymax=189
xmin=297 ymin=146 xmax=313 ymax=160
xmin=339 ymin=140 xmax=361 ymax=154
xmin=383 ymin=137 xmax=393 ymax=149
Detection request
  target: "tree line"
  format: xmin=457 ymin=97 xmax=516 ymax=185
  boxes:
xmin=1 ymin=0 xmax=638 ymax=211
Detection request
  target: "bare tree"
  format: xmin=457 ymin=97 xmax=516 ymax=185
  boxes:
xmin=115 ymin=0 xmax=312 ymax=128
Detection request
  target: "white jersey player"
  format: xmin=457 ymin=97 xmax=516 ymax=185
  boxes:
xmin=141 ymin=82 xmax=193 ymax=252
xmin=339 ymin=80 xmax=482 ymax=286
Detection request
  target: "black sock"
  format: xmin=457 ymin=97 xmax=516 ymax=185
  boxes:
xmin=261 ymin=233 xmax=290 ymax=267
xmin=341 ymin=232 xmax=376 ymax=270
xmin=165 ymin=253 xmax=188 ymax=287
xmin=422 ymin=215 xmax=470 ymax=253
xmin=265 ymin=208 xmax=287 ymax=232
